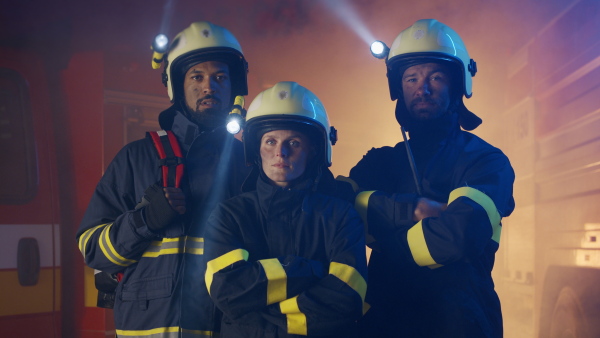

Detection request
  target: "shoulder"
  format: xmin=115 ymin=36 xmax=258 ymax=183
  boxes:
xmin=101 ymin=137 xmax=157 ymax=183
xmin=107 ymin=138 xmax=156 ymax=169
xmin=456 ymin=131 xmax=509 ymax=160
xmin=361 ymin=145 xmax=401 ymax=161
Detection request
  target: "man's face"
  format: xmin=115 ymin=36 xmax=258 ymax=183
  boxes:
xmin=183 ymin=61 xmax=232 ymax=127
xmin=260 ymin=129 xmax=311 ymax=188
xmin=401 ymin=62 xmax=452 ymax=121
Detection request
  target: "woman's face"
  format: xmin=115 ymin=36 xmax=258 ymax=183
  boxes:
xmin=260 ymin=129 xmax=311 ymax=187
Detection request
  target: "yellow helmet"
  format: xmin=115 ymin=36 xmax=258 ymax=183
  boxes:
xmin=162 ymin=21 xmax=248 ymax=104
xmin=243 ymin=81 xmax=337 ymax=167
xmin=386 ymin=19 xmax=481 ymax=130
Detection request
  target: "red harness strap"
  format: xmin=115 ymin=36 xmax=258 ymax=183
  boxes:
xmin=147 ymin=130 xmax=185 ymax=188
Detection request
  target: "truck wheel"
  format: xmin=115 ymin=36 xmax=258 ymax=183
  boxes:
xmin=549 ymin=286 xmax=588 ymax=338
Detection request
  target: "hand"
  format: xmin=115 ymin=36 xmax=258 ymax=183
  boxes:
xmin=164 ymin=187 xmax=186 ymax=214
xmin=413 ymin=197 xmax=447 ymax=222
xmin=142 ymin=184 xmax=186 ymax=231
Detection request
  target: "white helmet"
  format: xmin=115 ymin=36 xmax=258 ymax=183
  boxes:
xmin=385 ymin=19 xmax=481 ymax=130
xmin=243 ymin=81 xmax=337 ymax=167
xmin=162 ymin=21 xmax=248 ymax=104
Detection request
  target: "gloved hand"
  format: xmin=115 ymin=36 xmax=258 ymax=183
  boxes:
xmin=142 ymin=183 xmax=185 ymax=232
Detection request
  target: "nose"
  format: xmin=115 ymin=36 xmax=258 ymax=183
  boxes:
xmin=202 ymin=78 xmax=216 ymax=94
xmin=415 ymin=80 xmax=431 ymax=96
xmin=276 ymin=144 xmax=289 ymax=158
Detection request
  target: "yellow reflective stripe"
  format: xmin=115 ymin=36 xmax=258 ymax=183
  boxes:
xmin=162 ymin=237 xmax=182 ymax=243
xmin=448 ymin=187 xmax=502 ymax=243
xmin=355 ymin=190 xmax=375 ymax=229
xmin=78 ymin=223 xmax=107 ymax=256
xmin=181 ymin=328 xmax=217 ymax=337
xmin=141 ymin=237 xmax=205 ymax=257
xmin=258 ymin=258 xmax=287 ymax=305
xmin=185 ymin=247 xmax=204 ymax=255
xmin=142 ymin=248 xmax=184 ymax=257
xmin=205 ymin=248 xmax=249 ymax=294
xmin=116 ymin=326 xmax=179 ymax=336
xmin=99 ymin=223 xmax=137 ymax=266
xmin=280 ymin=296 xmax=307 ymax=335
xmin=329 ymin=262 xmax=367 ymax=302
xmin=142 ymin=238 xmax=183 ymax=257
xmin=336 ymin=175 xmax=360 ymax=192
xmin=407 ymin=220 xmax=437 ymax=266
xmin=184 ymin=236 xmax=204 ymax=255
xmin=363 ymin=302 xmax=371 ymax=315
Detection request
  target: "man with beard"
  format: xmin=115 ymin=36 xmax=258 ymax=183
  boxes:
xmin=346 ymin=19 xmax=515 ymax=337
xmin=76 ymin=21 xmax=250 ymax=337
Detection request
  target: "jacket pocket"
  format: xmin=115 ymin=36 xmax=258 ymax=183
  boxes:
xmin=121 ymin=273 xmax=173 ymax=301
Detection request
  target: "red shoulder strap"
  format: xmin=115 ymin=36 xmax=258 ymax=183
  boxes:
xmin=147 ymin=130 xmax=184 ymax=188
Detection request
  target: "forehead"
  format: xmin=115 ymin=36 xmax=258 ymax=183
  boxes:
xmin=185 ymin=60 xmax=229 ymax=75
xmin=261 ymin=129 xmax=308 ymax=140
xmin=402 ymin=62 xmax=450 ymax=78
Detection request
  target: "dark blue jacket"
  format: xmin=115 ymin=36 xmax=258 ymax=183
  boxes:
xmin=351 ymin=117 xmax=515 ymax=338
xmin=205 ymin=175 xmax=367 ymax=337
xmin=77 ymin=107 xmax=249 ymax=337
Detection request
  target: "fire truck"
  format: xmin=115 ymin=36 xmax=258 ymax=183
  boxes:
xmin=484 ymin=0 xmax=600 ymax=337
xmin=0 ymin=45 xmax=167 ymax=336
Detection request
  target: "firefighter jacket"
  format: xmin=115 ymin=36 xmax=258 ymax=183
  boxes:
xmin=76 ymin=106 xmax=249 ymax=337
xmin=350 ymin=116 xmax=515 ymax=338
xmin=204 ymin=174 xmax=368 ymax=337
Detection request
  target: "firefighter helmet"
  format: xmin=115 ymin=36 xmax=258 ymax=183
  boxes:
xmin=163 ymin=21 xmax=248 ymax=104
xmin=243 ymin=81 xmax=337 ymax=167
xmin=385 ymin=19 xmax=481 ymax=130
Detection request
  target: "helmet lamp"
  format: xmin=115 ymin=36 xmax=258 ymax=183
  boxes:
xmin=226 ymin=96 xmax=246 ymax=134
xmin=152 ymin=34 xmax=169 ymax=53
xmin=370 ymin=40 xmax=389 ymax=59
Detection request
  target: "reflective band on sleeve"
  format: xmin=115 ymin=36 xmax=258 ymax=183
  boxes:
xmin=329 ymin=262 xmax=367 ymax=302
xmin=448 ymin=187 xmax=502 ymax=243
xmin=205 ymin=248 xmax=249 ymax=294
xmin=258 ymin=258 xmax=287 ymax=305
xmin=99 ymin=223 xmax=137 ymax=267
xmin=406 ymin=220 xmax=437 ymax=266
xmin=78 ymin=223 xmax=108 ymax=256
xmin=280 ymin=296 xmax=308 ymax=335
xmin=363 ymin=302 xmax=371 ymax=315
xmin=355 ymin=191 xmax=376 ymax=231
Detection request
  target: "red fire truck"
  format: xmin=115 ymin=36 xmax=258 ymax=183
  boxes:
xmin=0 ymin=46 xmax=167 ymax=337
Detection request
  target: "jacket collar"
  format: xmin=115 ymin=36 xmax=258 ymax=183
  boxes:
xmin=256 ymin=174 xmax=312 ymax=218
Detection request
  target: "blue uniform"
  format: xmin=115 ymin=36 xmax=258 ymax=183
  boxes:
xmin=205 ymin=175 xmax=367 ymax=337
xmin=353 ymin=117 xmax=515 ymax=338
xmin=77 ymin=107 xmax=249 ymax=337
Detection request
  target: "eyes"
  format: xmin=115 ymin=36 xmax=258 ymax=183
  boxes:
xmin=264 ymin=138 xmax=302 ymax=148
xmin=403 ymin=72 xmax=447 ymax=84
xmin=189 ymin=73 xmax=229 ymax=83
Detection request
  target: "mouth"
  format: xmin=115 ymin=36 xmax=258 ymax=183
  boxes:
xmin=272 ymin=163 xmax=290 ymax=169
xmin=195 ymin=96 xmax=221 ymax=110
xmin=411 ymin=98 xmax=436 ymax=108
